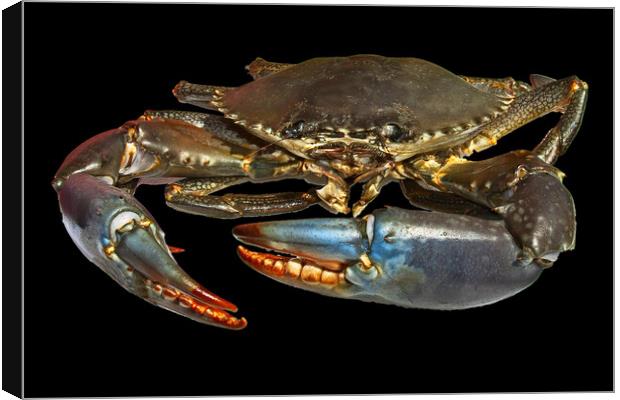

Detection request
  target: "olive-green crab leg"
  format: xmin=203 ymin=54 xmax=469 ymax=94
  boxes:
xmin=172 ymin=85 xmax=352 ymax=214
xmin=164 ymin=177 xmax=321 ymax=219
xmin=173 ymin=58 xmax=294 ymax=110
xmin=144 ymin=110 xmax=349 ymax=216
xmin=171 ymin=82 xmax=229 ymax=112
xmin=532 ymin=82 xmax=588 ymax=164
xmin=350 ymin=75 xmax=535 ymax=216
xmin=245 ymin=57 xmax=293 ymax=80
xmin=352 ymin=163 xmax=500 ymax=218
xmin=459 ymin=75 xmax=588 ymax=164
xmin=354 ymin=75 xmax=586 ymax=216
xmin=399 ymin=179 xmax=497 ymax=219
xmin=144 ymin=110 xmax=267 ymax=149
xmin=459 ymin=75 xmax=532 ymax=98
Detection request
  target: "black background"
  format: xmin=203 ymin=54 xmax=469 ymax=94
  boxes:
xmin=24 ymin=4 xmax=612 ymax=396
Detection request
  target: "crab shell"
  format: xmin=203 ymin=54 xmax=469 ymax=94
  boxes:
xmin=214 ymin=55 xmax=507 ymax=164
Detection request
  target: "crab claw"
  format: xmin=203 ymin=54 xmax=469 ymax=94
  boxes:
xmin=56 ymin=173 xmax=246 ymax=329
xmin=234 ymin=207 xmax=544 ymax=309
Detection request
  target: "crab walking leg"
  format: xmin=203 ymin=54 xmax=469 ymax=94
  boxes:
xmin=459 ymin=76 xmax=532 ymax=98
xmin=245 ymin=57 xmax=294 ymax=80
xmin=533 ymin=85 xmax=588 ymax=164
xmin=143 ymin=110 xmax=269 ymax=150
xmin=147 ymin=112 xmax=351 ymax=214
xmin=57 ymin=173 xmax=246 ymax=328
xmin=399 ymin=179 xmax=495 ymax=218
xmin=170 ymin=82 xmax=231 ymax=112
xmin=144 ymin=111 xmax=349 ymax=214
xmin=459 ymin=76 xmax=588 ymax=157
xmin=406 ymin=150 xmax=576 ymax=266
xmin=233 ymin=207 xmax=543 ymax=309
xmin=351 ymin=159 xmax=486 ymax=217
xmin=165 ymin=177 xmax=321 ymax=219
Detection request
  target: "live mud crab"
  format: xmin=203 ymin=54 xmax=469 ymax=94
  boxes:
xmin=52 ymin=55 xmax=586 ymax=329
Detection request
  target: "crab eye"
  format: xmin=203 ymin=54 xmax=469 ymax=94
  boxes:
xmin=283 ymin=120 xmax=305 ymax=139
xmin=382 ymin=123 xmax=408 ymax=141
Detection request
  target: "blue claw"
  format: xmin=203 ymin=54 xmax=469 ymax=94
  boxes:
xmin=234 ymin=218 xmax=367 ymax=270
xmin=56 ymin=173 xmax=246 ymax=329
xmin=234 ymin=207 xmax=543 ymax=309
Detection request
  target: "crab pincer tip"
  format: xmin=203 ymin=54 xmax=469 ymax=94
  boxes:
xmin=191 ymin=286 xmax=239 ymax=313
xmin=167 ymin=245 xmax=186 ymax=254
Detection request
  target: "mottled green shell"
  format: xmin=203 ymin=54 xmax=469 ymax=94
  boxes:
xmin=220 ymin=55 xmax=503 ymax=139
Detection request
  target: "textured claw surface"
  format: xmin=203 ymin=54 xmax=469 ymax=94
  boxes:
xmin=57 ymin=173 xmax=245 ymax=329
xmin=233 ymin=217 xmax=366 ymax=269
xmin=234 ymin=208 xmax=544 ymax=309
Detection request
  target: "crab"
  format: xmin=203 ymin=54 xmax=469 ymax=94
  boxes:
xmin=52 ymin=55 xmax=586 ymax=329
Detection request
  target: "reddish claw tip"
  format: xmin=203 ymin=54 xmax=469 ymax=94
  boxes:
xmin=147 ymin=280 xmax=246 ymax=329
xmin=224 ymin=316 xmax=247 ymax=330
xmin=192 ymin=286 xmax=238 ymax=313
xmin=193 ymin=300 xmax=246 ymax=329
xmin=171 ymin=81 xmax=185 ymax=96
xmin=167 ymin=245 xmax=185 ymax=254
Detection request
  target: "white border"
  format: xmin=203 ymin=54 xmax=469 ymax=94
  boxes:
xmin=0 ymin=1 xmax=615 ymax=400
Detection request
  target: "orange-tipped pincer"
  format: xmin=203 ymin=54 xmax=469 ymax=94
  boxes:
xmin=237 ymin=245 xmax=289 ymax=277
xmin=191 ymin=285 xmax=239 ymax=313
xmin=167 ymin=245 xmax=186 ymax=254
xmin=237 ymin=245 xmax=348 ymax=290
xmin=145 ymin=280 xmax=247 ymax=330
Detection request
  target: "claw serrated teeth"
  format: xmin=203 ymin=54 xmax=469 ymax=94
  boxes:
xmin=320 ymin=270 xmax=339 ymax=285
xmin=237 ymin=246 xmax=347 ymax=288
xmin=145 ymin=279 xmax=246 ymax=329
xmin=178 ymin=294 xmax=193 ymax=308
xmin=273 ymin=260 xmax=285 ymax=273
xmin=286 ymin=258 xmax=302 ymax=278
xmin=162 ymin=287 xmax=180 ymax=301
xmin=152 ymin=283 xmax=163 ymax=295
xmin=301 ymin=264 xmax=322 ymax=284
